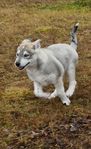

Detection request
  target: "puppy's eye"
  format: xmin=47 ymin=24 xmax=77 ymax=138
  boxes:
xmin=23 ymin=54 xmax=29 ymax=58
xmin=16 ymin=53 xmax=19 ymax=57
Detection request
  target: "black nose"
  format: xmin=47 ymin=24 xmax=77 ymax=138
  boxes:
xmin=16 ymin=62 xmax=20 ymax=67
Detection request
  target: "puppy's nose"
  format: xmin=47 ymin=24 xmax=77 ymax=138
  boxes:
xmin=16 ymin=62 xmax=20 ymax=67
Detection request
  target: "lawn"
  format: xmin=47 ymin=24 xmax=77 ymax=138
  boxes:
xmin=0 ymin=0 xmax=91 ymax=148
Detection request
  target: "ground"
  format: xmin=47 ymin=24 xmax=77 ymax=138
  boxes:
xmin=0 ymin=0 xmax=91 ymax=148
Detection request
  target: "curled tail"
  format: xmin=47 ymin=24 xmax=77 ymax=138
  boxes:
xmin=70 ymin=23 xmax=79 ymax=50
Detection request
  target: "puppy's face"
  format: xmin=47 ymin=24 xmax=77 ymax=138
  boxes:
xmin=15 ymin=39 xmax=41 ymax=70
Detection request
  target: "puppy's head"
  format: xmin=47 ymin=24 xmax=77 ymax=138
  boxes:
xmin=15 ymin=39 xmax=41 ymax=70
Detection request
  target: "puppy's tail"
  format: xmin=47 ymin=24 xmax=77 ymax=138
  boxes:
xmin=70 ymin=23 xmax=79 ymax=50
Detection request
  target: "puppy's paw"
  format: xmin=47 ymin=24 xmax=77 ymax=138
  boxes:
xmin=35 ymin=92 xmax=50 ymax=99
xmin=62 ymin=98 xmax=71 ymax=106
xmin=66 ymin=81 xmax=76 ymax=97
xmin=66 ymin=89 xmax=74 ymax=97
xmin=48 ymin=90 xmax=57 ymax=99
xmin=39 ymin=92 xmax=51 ymax=99
xmin=43 ymin=93 xmax=51 ymax=99
xmin=48 ymin=92 xmax=57 ymax=99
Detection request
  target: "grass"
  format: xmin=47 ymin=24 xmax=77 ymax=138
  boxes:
xmin=0 ymin=0 xmax=91 ymax=148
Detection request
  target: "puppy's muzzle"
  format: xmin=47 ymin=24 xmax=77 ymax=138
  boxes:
xmin=15 ymin=62 xmax=30 ymax=70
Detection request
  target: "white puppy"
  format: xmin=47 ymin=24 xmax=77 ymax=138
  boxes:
xmin=15 ymin=23 xmax=79 ymax=106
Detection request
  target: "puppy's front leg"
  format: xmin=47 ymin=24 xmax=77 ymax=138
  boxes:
xmin=34 ymin=82 xmax=50 ymax=98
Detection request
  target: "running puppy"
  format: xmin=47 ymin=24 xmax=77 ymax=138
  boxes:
xmin=15 ymin=23 xmax=79 ymax=106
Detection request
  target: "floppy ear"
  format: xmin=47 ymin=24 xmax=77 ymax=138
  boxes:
xmin=32 ymin=39 xmax=41 ymax=49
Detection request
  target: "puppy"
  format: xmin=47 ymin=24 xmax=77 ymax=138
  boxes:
xmin=15 ymin=23 xmax=79 ymax=106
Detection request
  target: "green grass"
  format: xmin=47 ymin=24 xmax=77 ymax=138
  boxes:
xmin=37 ymin=2 xmax=91 ymax=10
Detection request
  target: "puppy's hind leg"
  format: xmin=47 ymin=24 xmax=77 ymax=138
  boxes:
xmin=66 ymin=63 xmax=77 ymax=97
xmin=48 ymin=89 xmax=57 ymax=99
xmin=34 ymin=82 xmax=50 ymax=98
xmin=55 ymin=77 xmax=71 ymax=106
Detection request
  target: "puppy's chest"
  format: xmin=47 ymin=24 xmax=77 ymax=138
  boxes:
xmin=26 ymin=69 xmax=56 ymax=86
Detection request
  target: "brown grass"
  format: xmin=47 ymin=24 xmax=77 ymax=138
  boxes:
xmin=0 ymin=0 xmax=91 ymax=148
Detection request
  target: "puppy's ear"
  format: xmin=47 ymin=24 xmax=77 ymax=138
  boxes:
xmin=32 ymin=39 xmax=41 ymax=49
xmin=27 ymin=38 xmax=31 ymax=42
xmin=22 ymin=38 xmax=31 ymax=45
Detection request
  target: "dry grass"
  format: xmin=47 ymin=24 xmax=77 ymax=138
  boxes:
xmin=0 ymin=0 xmax=91 ymax=148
